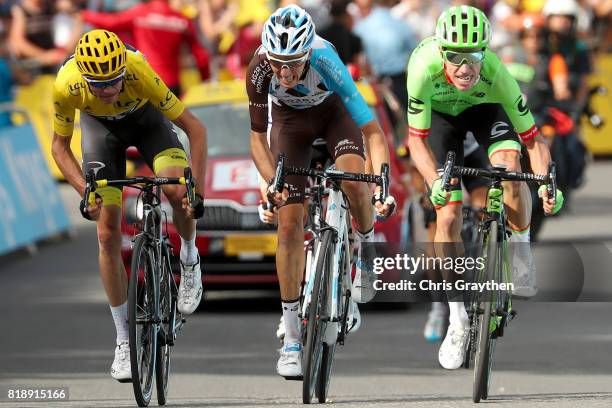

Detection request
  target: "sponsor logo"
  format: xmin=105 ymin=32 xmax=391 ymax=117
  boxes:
xmin=249 ymin=101 xmax=267 ymax=108
xmin=69 ymin=82 xmax=86 ymax=96
xmin=115 ymin=98 xmax=141 ymax=108
xmin=490 ymin=121 xmax=509 ymax=138
xmin=472 ymin=91 xmax=486 ymax=98
xmin=408 ymin=96 xmax=424 ymax=114
xmin=125 ymin=73 xmax=138 ymax=81
xmin=54 ymin=113 xmax=73 ymax=123
xmin=479 ymin=75 xmax=492 ymax=86
xmin=334 ymin=138 xmax=359 ymax=154
xmin=251 ymin=63 xmax=272 ymax=94
xmin=159 ymin=91 xmax=174 ymax=108
xmin=515 ymin=95 xmax=529 ymax=116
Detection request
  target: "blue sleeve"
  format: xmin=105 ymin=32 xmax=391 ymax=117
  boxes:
xmin=311 ymin=42 xmax=374 ymax=127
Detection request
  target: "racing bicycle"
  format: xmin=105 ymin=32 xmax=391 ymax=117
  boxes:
xmin=438 ymin=151 xmax=556 ymax=403
xmin=82 ymin=168 xmax=199 ymax=407
xmin=271 ymin=154 xmax=390 ymax=404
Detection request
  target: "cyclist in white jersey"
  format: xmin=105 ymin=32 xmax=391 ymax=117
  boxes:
xmin=246 ymin=5 xmax=396 ymax=378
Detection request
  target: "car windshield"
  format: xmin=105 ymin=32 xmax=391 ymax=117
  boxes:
xmin=188 ymin=103 xmax=252 ymax=157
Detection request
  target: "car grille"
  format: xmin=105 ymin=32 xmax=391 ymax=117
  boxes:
xmin=197 ymin=205 xmax=275 ymax=231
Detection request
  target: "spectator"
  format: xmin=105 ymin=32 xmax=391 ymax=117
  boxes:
xmin=391 ymin=0 xmax=449 ymax=42
xmin=198 ymin=0 xmax=269 ymax=78
xmin=0 ymin=31 xmax=32 ymax=127
xmin=81 ymin=0 xmax=211 ymax=96
xmin=347 ymin=0 xmax=373 ymax=24
xmin=353 ymin=0 xmax=415 ymax=111
xmin=8 ymin=0 xmax=66 ymax=73
xmin=319 ymin=0 xmax=364 ymax=65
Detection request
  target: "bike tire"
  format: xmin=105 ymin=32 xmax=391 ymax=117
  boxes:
xmin=129 ymin=234 xmax=157 ymax=407
xmin=473 ymin=220 xmax=498 ymax=403
xmin=156 ymin=242 xmax=175 ymax=406
xmin=317 ymin=226 xmax=348 ymax=403
xmin=303 ymin=230 xmax=333 ymax=404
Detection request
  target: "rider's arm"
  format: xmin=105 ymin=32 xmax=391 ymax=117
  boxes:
xmin=51 ymin=132 xmax=86 ymax=196
xmin=246 ymin=52 xmax=275 ymax=181
xmin=250 ymin=130 xmax=275 ymax=182
xmin=405 ymin=52 xmax=438 ymax=186
xmin=360 ymin=120 xmax=389 ymax=176
xmin=493 ymin=59 xmax=551 ymax=175
xmin=406 ymin=137 xmax=440 ymax=187
xmin=172 ymin=109 xmax=208 ymax=197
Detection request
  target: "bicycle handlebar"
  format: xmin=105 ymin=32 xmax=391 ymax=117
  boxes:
xmin=81 ymin=167 xmax=198 ymax=219
xmin=440 ymin=151 xmax=557 ymax=202
xmin=271 ymin=153 xmax=390 ymax=200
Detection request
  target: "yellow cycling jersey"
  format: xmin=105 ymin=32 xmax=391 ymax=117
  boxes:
xmin=53 ymin=47 xmax=185 ymax=137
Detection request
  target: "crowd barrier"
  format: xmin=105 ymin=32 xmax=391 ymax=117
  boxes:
xmin=0 ymin=122 xmax=71 ymax=255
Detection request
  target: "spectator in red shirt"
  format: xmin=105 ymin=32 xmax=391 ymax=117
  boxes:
xmin=81 ymin=0 xmax=210 ymax=96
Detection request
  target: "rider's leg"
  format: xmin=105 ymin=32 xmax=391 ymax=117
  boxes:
xmin=96 ymin=201 xmax=129 ymax=341
xmin=488 ymin=148 xmax=531 ymax=230
xmin=335 ymin=153 xmax=374 ymax=234
xmin=489 ymin=144 xmax=537 ymax=296
xmin=434 ymin=201 xmax=469 ymax=327
xmin=276 ymin=203 xmax=306 ymax=346
xmin=158 ymin=165 xmax=198 ymax=264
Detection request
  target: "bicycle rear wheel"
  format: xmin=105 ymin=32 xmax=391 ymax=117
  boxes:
xmin=473 ymin=220 xmax=498 ymax=403
xmin=129 ymin=234 xmax=157 ymax=407
xmin=156 ymin=242 xmax=176 ymax=406
xmin=303 ymin=230 xmax=333 ymax=404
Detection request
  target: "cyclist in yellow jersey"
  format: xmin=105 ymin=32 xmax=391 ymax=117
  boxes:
xmin=51 ymin=29 xmax=207 ymax=382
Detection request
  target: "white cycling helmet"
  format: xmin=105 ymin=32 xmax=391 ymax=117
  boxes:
xmin=262 ymin=5 xmax=315 ymax=56
xmin=542 ymin=0 xmax=579 ymax=18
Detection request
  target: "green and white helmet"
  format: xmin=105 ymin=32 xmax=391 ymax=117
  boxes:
xmin=435 ymin=5 xmax=492 ymax=49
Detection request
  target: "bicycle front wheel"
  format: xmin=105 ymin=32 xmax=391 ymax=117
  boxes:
xmin=473 ymin=220 xmax=498 ymax=403
xmin=129 ymin=234 xmax=157 ymax=407
xmin=156 ymin=242 xmax=176 ymax=406
xmin=303 ymin=230 xmax=333 ymax=404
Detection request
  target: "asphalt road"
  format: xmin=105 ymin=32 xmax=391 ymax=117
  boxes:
xmin=1 ymin=161 xmax=611 ymax=408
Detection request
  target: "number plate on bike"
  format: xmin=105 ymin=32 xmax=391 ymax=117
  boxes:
xmin=224 ymin=234 xmax=277 ymax=256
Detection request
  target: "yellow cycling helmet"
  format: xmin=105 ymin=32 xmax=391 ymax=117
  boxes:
xmin=75 ymin=29 xmax=126 ymax=80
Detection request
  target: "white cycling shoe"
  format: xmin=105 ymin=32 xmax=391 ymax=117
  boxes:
xmin=352 ymin=246 xmax=377 ymax=303
xmin=111 ymin=342 xmax=132 ymax=382
xmin=277 ymin=343 xmax=303 ymax=379
xmin=510 ymin=243 xmax=538 ymax=298
xmin=438 ymin=323 xmax=469 ymax=370
xmin=178 ymin=257 xmax=203 ymax=314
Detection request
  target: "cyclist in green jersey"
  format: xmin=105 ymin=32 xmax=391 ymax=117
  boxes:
xmin=405 ymin=5 xmax=564 ymax=370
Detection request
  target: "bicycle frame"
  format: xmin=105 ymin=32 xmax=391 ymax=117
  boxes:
xmin=301 ymin=183 xmax=351 ymax=340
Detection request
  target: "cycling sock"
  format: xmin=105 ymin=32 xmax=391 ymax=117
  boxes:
xmin=448 ymin=301 xmax=469 ymax=328
xmin=281 ymin=298 xmax=300 ymax=345
xmin=509 ymin=227 xmax=530 ymax=243
xmin=110 ymin=302 xmax=129 ymax=345
xmin=180 ymin=237 xmax=198 ymax=265
xmin=432 ymin=301 xmax=446 ymax=314
xmin=357 ymin=226 xmax=375 ymax=243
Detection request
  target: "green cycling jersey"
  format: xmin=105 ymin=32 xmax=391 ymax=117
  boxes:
xmin=406 ymin=37 xmax=538 ymax=143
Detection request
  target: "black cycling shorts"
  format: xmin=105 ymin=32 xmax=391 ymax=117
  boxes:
xmin=269 ymin=94 xmax=366 ymax=205
xmin=81 ymin=103 xmax=188 ymax=206
xmin=428 ymin=104 xmax=522 ymax=192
